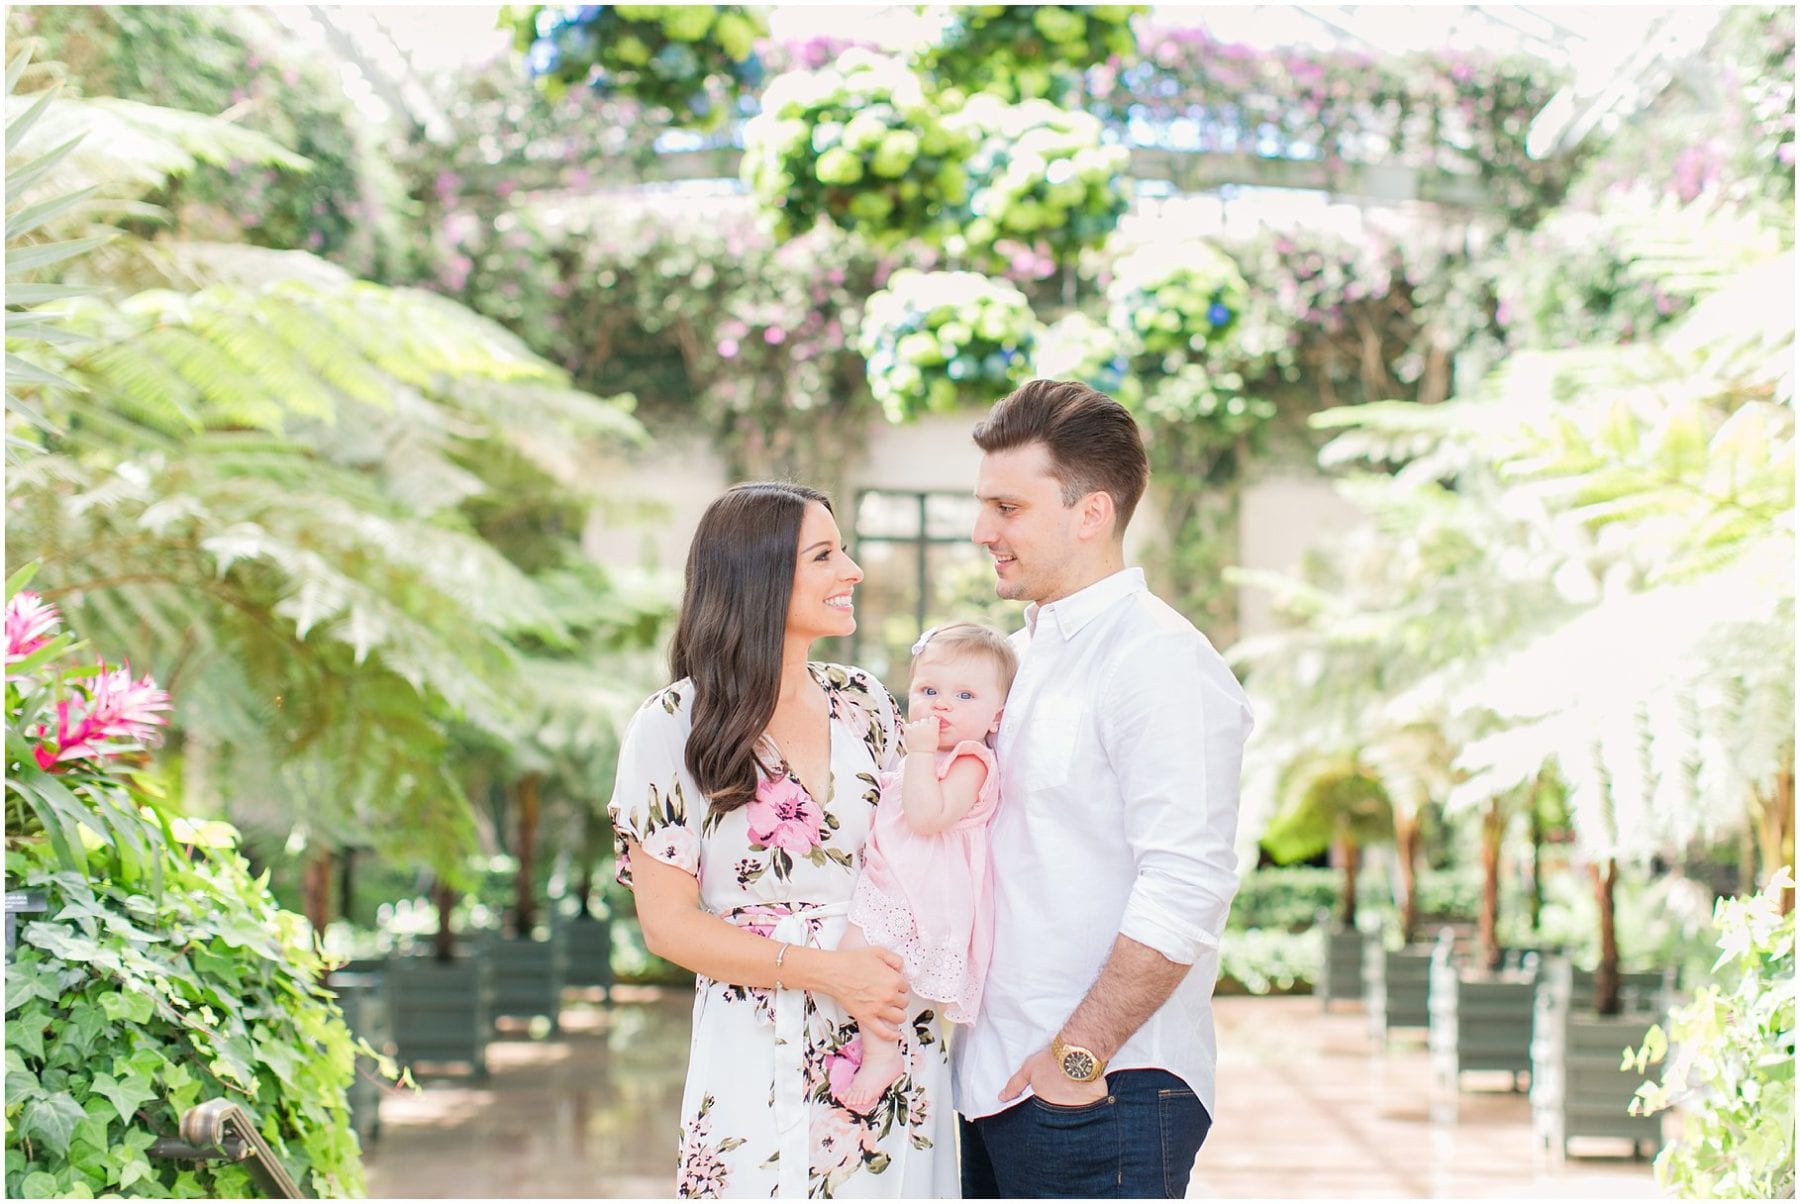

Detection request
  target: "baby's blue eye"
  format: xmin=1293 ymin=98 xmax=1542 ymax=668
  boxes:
xmin=920 ymin=686 xmax=937 ymax=696
xmin=958 ymin=692 xmax=974 ymax=701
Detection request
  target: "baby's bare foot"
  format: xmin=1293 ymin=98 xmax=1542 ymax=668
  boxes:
xmin=840 ymin=1043 xmax=904 ymax=1113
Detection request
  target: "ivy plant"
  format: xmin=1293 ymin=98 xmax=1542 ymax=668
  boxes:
xmin=4 ymin=577 xmax=396 ymax=1198
xmin=1627 ymin=869 xmax=1796 ymax=1200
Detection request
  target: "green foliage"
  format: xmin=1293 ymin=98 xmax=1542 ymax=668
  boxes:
xmin=1107 ymin=238 xmax=1246 ymax=364
xmin=1217 ymin=927 xmax=1319 ymax=994
xmin=505 ymin=4 xmax=766 ymax=130
xmin=743 ymin=50 xmax=973 ymax=248
xmin=456 ymin=199 xmax=893 ymax=491
xmin=915 ymin=5 xmax=1143 ymax=103
xmin=1570 ymin=8 xmax=1794 ymax=223
xmin=5 ymin=835 xmax=382 ymax=1197
xmin=4 ymin=54 xmax=651 ymax=882
xmin=856 ymin=269 xmax=1036 ymax=421
xmin=1627 ymin=870 xmax=1795 ymax=1199
xmin=1259 ymin=756 xmax=1393 ymax=866
xmin=399 ymin=56 xmax=665 ymax=220
xmin=943 ymin=95 xmax=1128 ymax=271
xmin=4 ymin=587 xmax=390 ymax=1198
xmin=1229 ymin=866 xmax=1490 ymax=934
xmin=5 ymin=50 xmax=101 ymax=455
xmin=8 ymin=5 xmax=415 ymax=281
xmin=1490 ymin=201 xmax=1699 ymax=350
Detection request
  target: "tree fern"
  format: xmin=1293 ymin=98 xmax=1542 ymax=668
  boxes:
xmin=6 ymin=65 xmax=658 ymax=880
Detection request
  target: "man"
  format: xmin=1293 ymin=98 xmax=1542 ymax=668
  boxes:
xmin=956 ymin=378 xmax=1253 ymax=1198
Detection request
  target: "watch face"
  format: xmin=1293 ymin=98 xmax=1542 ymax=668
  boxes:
xmin=1061 ymin=1049 xmax=1097 ymax=1081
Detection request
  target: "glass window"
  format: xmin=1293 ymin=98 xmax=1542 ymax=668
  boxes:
xmin=850 ymin=489 xmax=1025 ymax=692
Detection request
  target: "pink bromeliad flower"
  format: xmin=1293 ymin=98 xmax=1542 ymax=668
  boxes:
xmin=5 ymin=592 xmax=61 ymax=674
xmin=32 ymin=662 xmax=173 ymax=772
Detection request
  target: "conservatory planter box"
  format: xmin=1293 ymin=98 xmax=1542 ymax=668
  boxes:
xmin=1530 ymin=959 xmax=1673 ymax=1161
xmin=1314 ymin=909 xmax=1365 ymax=1011
xmin=555 ymin=914 xmax=614 ymax=995
xmin=386 ymin=954 xmax=493 ymax=1079
xmin=1428 ymin=939 xmax=1542 ymax=1119
xmin=330 ymin=970 xmax=392 ymax=1144
xmin=1363 ymin=933 xmax=1437 ymax=1043
xmin=481 ymin=931 xmax=568 ymax=1034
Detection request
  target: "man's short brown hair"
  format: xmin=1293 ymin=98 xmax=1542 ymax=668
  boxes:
xmin=972 ymin=378 xmax=1150 ymax=534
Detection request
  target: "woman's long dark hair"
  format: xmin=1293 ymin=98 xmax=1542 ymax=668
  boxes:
xmin=671 ymin=481 xmax=832 ymax=815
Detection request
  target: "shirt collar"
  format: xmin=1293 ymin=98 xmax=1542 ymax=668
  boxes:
xmin=1024 ymin=567 xmax=1146 ymax=640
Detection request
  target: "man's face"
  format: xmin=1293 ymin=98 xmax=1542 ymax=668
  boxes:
xmin=972 ymin=442 xmax=1085 ymax=604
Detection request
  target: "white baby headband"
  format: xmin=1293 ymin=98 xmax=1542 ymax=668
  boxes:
xmin=910 ymin=626 xmax=941 ymax=656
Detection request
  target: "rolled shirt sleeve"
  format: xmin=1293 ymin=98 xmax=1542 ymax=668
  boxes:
xmin=1101 ymin=629 xmax=1254 ymax=965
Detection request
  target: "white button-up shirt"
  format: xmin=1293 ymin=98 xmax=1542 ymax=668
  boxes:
xmin=953 ymin=567 xmax=1252 ymax=1120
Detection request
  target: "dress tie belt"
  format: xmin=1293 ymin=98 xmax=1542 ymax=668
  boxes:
xmin=720 ymin=899 xmax=852 ymax=1199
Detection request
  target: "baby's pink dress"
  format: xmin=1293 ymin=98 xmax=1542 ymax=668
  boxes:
xmin=848 ymin=740 xmax=999 ymax=1024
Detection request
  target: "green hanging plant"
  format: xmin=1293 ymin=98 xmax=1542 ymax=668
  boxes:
xmin=856 ymin=269 xmax=1037 ymax=421
xmin=505 ymin=4 xmax=767 ymax=130
xmin=916 ymin=5 xmax=1143 ymax=103
xmin=1106 ymin=239 xmax=1249 ymax=365
xmin=945 ymin=95 xmax=1130 ymax=272
xmin=742 ymin=49 xmax=973 ymax=247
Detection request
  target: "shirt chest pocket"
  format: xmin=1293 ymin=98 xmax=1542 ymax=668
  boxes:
xmin=1020 ymin=693 xmax=1084 ymax=792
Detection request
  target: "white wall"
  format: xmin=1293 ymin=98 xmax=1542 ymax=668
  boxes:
xmin=1234 ymin=474 xmax=1369 ymax=638
xmin=580 ymin=431 xmax=729 ymax=575
xmin=578 ymin=420 xmax=1365 ymax=644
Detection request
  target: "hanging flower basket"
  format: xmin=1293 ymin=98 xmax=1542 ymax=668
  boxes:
xmin=743 ymin=50 xmax=974 ymax=247
xmin=857 ymin=269 xmax=1038 ymax=422
xmin=506 ymin=5 xmax=766 ymax=130
xmin=917 ymin=5 xmax=1144 ymax=103
xmin=1106 ymin=239 xmax=1249 ymax=363
xmin=1028 ymin=311 xmax=1133 ymax=398
xmin=946 ymin=96 xmax=1130 ymax=271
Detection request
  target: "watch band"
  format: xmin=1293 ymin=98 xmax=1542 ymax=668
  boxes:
xmin=1050 ymin=1035 xmax=1106 ymax=1083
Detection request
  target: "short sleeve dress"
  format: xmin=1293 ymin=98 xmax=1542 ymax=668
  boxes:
xmin=848 ymin=741 xmax=999 ymax=1024
xmin=608 ymin=663 xmax=958 ymax=1200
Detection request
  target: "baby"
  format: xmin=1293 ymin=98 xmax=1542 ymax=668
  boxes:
xmin=837 ymin=621 xmax=1016 ymax=1111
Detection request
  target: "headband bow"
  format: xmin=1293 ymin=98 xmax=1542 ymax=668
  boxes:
xmin=910 ymin=625 xmax=941 ymax=656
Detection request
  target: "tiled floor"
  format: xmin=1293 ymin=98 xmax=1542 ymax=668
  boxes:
xmin=363 ymin=990 xmax=1663 ymax=1199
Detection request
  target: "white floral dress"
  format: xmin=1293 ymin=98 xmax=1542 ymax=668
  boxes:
xmin=609 ymin=663 xmax=958 ymax=1200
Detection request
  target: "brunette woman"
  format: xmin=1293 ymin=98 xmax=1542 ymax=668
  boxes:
xmin=609 ymin=482 xmax=957 ymax=1199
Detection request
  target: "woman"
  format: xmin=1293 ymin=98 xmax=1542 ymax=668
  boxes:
xmin=609 ymin=482 xmax=958 ymax=1199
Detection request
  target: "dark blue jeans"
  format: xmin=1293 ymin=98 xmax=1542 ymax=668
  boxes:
xmin=959 ymin=1069 xmax=1212 ymax=1199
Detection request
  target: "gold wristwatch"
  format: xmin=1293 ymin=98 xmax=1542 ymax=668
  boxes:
xmin=1050 ymin=1035 xmax=1106 ymax=1083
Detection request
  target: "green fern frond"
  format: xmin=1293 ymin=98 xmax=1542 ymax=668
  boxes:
xmin=5 ymin=91 xmax=309 ymax=211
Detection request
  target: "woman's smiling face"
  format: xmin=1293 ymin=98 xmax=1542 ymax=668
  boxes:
xmin=785 ymin=501 xmax=862 ymax=643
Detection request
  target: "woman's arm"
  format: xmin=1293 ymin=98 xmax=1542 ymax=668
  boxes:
xmin=625 ymin=838 xmax=911 ymax=1039
xmin=897 ymin=720 xmax=988 ymax=836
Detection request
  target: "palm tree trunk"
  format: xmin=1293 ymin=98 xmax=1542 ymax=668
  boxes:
xmin=1528 ymin=794 xmax=1543 ymax=932
xmin=1752 ymin=761 xmax=1795 ymax=915
xmin=1339 ymin=834 xmax=1361 ymax=929
xmin=1479 ymin=798 xmax=1504 ymax=972
xmin=302 ymin=847 xmax=334 ymax=941
xmin=1395 ymin=813 xmax=1421 ymax=946
xmin=575 ymin=810 xmax=598 ymax=920
xmin=433 ymin=878 xmax=458 ymax=962
xmin=1591 ymin=859 xmax=1620 ymax=1015
xmin=513 ymin=774 xmax=542 ymax=937
xmin=337 ymin=847 xmax=356 ymax=929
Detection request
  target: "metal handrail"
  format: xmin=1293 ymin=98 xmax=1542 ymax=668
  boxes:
xmin=149 ymin=1098 xmax=306 ymax=1198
